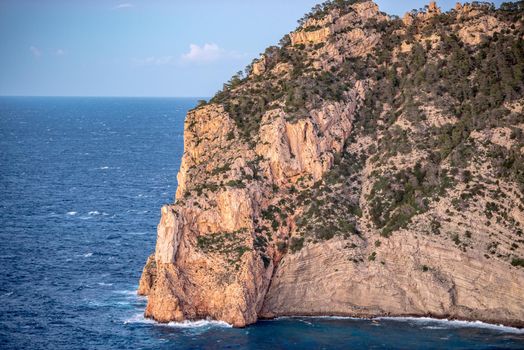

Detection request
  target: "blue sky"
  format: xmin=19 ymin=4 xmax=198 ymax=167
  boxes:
xmin=0 ymin=0 xmax=512 ymax=97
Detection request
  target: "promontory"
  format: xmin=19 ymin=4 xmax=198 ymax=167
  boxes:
xmin=139 ymin=0 xmax=524 ymax=327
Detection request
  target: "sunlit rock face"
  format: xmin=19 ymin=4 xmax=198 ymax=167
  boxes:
xmin=139 ymin=0 xmax=524 ymax=328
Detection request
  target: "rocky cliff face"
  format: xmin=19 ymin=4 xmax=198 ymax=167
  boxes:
xmin=139 ymin=0 xmax=524 ymax=327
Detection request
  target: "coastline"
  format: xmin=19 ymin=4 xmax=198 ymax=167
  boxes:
xmin=259 ymin=312 xmax=524 ymax=330
xmin=138 ymin=0 xmax=524 ymax=334
xmin=134 ymin=308 xmax=524 ymax=332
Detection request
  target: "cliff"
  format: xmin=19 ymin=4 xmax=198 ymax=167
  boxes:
xmin=139 ymin=0 xmax=524 ymax=327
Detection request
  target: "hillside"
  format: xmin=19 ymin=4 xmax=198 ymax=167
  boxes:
xmin=138 ymin=0 xmax=524 ymax=327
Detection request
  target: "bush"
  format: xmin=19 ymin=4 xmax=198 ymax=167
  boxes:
xmin=511 ymin=257 xmax=524 ymax=267
xmin=289 ymin=237 xmax=305 ymax=253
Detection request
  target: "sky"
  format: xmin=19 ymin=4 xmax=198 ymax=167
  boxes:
xmin=0 ymin=0 xmax=513 ymax=97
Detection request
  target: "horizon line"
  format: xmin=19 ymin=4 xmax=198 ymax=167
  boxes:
xmin=0 ymin=95 xmax=211 ymax=99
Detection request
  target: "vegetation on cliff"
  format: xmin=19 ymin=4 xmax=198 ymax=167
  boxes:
xmin=186 ymin=0 xmax=524 ymax=262
xmin=140 ymin=0 xmax=524 ymax=328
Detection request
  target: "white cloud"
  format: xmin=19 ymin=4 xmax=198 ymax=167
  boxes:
xmin=29 ymin=45 xmax=42 ymax=57
xmin=133 ymin=56 xmax=176 ymax=66
xmin=114 ymin=3 xmax=134 ymax=9
xmin=55 ymin=49 xmax=66 ymax=56
xmin=132 ymin=44 xmax=246 ymax=67
xmin=182 ymin=43 xmax=222 ymax=62
xmin=181 ymin=43 xmax=245 ymax=63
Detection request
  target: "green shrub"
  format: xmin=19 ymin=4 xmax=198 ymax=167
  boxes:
xmin=511 ymin=257 xmax=524 ymax=267
xmin=451 ymin=233 xmax=461 ymax=245
xmin=225 ymin=179 xmax=245 ymax=188
xmin=289 ymin=237 xmax=305 ymax=253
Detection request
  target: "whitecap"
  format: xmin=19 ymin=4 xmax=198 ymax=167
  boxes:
xmin=124 ymin=313 xmax=156 ymax=325
xmin=376 ymin=317 xmax=524 ymax=334
xmin=97 ymin=282 xmax=113 ymax=286
xmin=123 ymin=313 xmax=232 ymax=329
xmin=113 ymin=290 xmax=141 ymax=297
xmin=88 ymin=211 xmax=100 ymax=216
xmin=125 ymin=231 xmax=148 ymax=236
xmin=83 ymin=252 xmax=93 ymax=258
xmin=277 ymin=315 xmax=367 ymax=321
xmin=99 ymin=166 xmax=109 ymax=170
xmin=66 ymin=211 xmax=77 ymax=216
xmin=424 ymin=325 xmax=446 ymax=330
xmin=298 ymin=319 xmax=313 ymax=326
xmin=166 ymin=319 xmax=232 ymax=329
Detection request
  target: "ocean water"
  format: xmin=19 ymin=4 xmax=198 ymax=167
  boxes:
xmin=0 ymin=96 xmax=523 ymax=349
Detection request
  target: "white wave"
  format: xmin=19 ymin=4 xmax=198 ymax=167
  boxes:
xmin=124 ymin=313 xmax=155 ymax=325
xmin=66 ymin=211 xmax=77 ymax=216
xmin=376 ymin=317 xmax=524 ymax=334
xmin=123 ymin=313 xmax=232 ymax=329
xmin=424 ymin=326 xmax=446 ymax=330
xmin=274 ymin=315 xmax=523 ymax=333
xmin=166 ymin=319 xmax=232 ymax=328
xmin=125 ymin=231 xmax=148 ymax=236
xmin=87 ymin=211 xmax=108 ymax=216
xmin=97 ymin=282 xmax=113 ymax=286
xmin=99 ymin=166 xmax=109 ymax=170
xmin=276 ymin=315 xmax=367 ymax=321
xmin=114 ymin=290 xmax=136 ymax=295
xmin=83 ymin=252 xmax=93 ymax=258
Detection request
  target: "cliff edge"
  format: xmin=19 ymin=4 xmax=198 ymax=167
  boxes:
xmin=139 ymin=0 xmax=524 ymax=327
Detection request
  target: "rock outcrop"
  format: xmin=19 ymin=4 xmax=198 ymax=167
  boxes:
xmin=139 ymin=0 xmax=524 ymax=328
xmin=290 ymin=0 xmax=384 ymax=47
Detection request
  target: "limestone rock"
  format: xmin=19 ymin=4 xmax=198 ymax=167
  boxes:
xmin=428 ymin=1 xmax=440 ymax=14
xmin=261 ymin=235 xmax=524 ymax=327
xmin=403 ymin=13 xmax=414 ymax=26
xmin=290 ymin=27 xmax=332 ymax=46
xmin=457 ymin=15 xmax=505 ymax=45
xmin=155 ymin=205 xmax=182 ymax=264
xmin=252 ymin=56 xmax=266 ymax=76
xmin=139 ymin=0 xmax=524 ymax=329
xmin=137 ymin=254 xmax=156 ymax=296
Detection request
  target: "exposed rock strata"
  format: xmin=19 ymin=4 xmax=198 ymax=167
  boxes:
xmin=139 ymin=0 xmax=524 ymax=328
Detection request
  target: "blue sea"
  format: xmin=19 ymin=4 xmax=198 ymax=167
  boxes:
xmin=1 ymin=97 xmax=523 ymax=349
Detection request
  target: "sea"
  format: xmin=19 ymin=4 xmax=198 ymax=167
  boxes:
xmin=1 ymin=96 xmax=523 ymax=349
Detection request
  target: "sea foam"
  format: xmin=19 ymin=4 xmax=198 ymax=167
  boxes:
xmin=166 ymin=319 xmax=232 ymax=329
xmin=124 ymin=313 xmax=232 ymax=329
xmin=376 ymin=317 xmax=524 ymax=334
xmin=276 ymin=315 xmax=524 ymax=333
